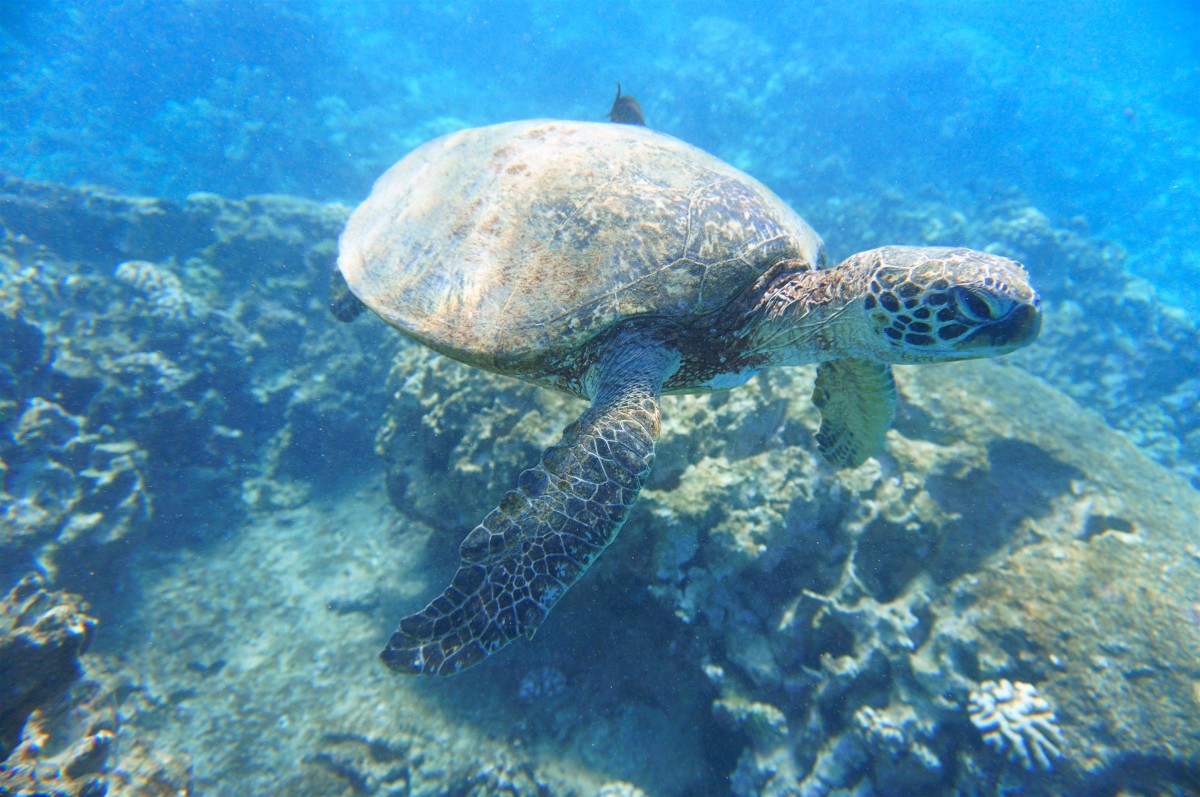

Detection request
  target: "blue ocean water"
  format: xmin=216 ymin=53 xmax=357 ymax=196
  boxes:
xmin=2 ymin=0 xmax=1197 ymax=306
xmin=3 ymin=2 xmax=1200 ymax=796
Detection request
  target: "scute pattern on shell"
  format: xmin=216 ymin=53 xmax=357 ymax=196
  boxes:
xmin=339 ymin=119 xmax=822 ymax=379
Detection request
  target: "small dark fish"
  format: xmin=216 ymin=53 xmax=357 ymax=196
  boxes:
xmin=607 ymin=83 xmax=646 ymax=126
xmin=186 ymin=658 xmax=227 ymax=676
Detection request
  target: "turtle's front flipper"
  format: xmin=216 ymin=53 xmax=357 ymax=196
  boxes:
xmin=812 ymin=357 xmax=896 ymax=468
xmin=382 ymin=337 xmax=678 ymax=676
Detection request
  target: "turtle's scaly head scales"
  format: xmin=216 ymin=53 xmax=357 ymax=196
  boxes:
xmin=847 ymin=246 xmax=1041 ymax=364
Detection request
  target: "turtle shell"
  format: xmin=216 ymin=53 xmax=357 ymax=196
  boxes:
xmin=339 ymin=119 xmax=823 ymax=377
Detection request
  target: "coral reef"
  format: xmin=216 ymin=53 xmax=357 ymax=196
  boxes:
xmin=359 ymin=189 xmax=1200 ymax=795
xmin=4 ymin=175 xmax=1200 ymax=795
xmin=1 ymin=390 xmax=150 ymax=582
xmin=980 ymin=203 xmax=1200 ymax=487
xmin=113 ymin=260 xmax=203 ymax=322
xmin=693 ymin=360 xmax=1196 ymax=795
xmin=594 ymin=782 xmax=649 ymax=797
xmin=374 ymin=342 xmax=581 ymax=532
xmin=1 ymin=175 xmax=393 ymax=557
xmin=375 ymin=334 xmax=1200 ymax=796
xmin=0 ymin=175 xmax=393 ymax=793
xmin=1 ymin=661 xmax=194 ymax=797
xmin=968 ymin=679 xmax=1063 ymax=771
xmin=304 ymin=731 xmax=553 ymax=797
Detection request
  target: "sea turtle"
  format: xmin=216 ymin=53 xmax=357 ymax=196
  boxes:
xmin=338 ymin=119 xmax=1041 ymax=676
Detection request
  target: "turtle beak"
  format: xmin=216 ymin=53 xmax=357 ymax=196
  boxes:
xmin=962 ymin=298 xmax=1042 ymax=354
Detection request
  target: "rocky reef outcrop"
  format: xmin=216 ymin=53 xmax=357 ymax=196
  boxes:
xmin=0 ymin=572 xmax=192 ymax=797
xmin=1 ymin=176 xmax=394 ymax=575
xmin=0 ymin=575 xmax=95 ymax=761
xmin=378 ymin=346 xmax=1200 ymax=795
xmin=1 ymin=175 xmax=392 ymax=794
xmin=3 ymin=173 xmax=1198 ymax=795
xmin=0 ymin=325 xmax=151 ymax=583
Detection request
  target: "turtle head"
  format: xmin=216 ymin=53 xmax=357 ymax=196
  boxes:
xmin=849 ymin=246 xmax=1041 ymax=364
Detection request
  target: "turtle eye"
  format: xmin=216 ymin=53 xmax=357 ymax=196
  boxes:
xmin=952 ymin=287 xmax=995 ymax=322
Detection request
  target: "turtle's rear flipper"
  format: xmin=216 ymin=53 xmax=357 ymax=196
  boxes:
xmin=329 ymin=264 xmax=367 ymax=322
xmin=381 ymin=337 xmax=677 ymax=676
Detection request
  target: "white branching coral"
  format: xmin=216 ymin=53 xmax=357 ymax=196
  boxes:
xmin=114 ymin=260 xmax=200 ymax=321
xmin=968 ymin=678 xmax=1064 ymax=771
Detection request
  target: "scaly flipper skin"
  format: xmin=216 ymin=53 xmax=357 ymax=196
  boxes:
xmin=381 ymin=337 xmax=678 ymax=675
xmin=812 ymin=358 xmax=897 ymax=468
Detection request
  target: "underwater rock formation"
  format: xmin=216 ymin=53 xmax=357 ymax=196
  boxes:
xmin=1 ymin=656 xmax=194 ymax=797
xmin=981 ymin=203 xmax=1200 ymax=488
xmin=518 ymin=665 xmax=568 ymax=701
xmin=1 ymin=310 xmax=153 ymax=583
xmin=594 ymin=782 xmax=650 ymax=797
xmin=0 ymin=388 xmax=150 ymax=583
xmin=305 ymin=729 xmax=572 ymax=797
xmin=4 ymin=175 xmax=1199 ymax=796
xmin=377 ymin=348 xmax=1200 ymax=795
xmin=1 ymin=176 xmax=393 ymax=564
xmin=0 ymin=573 xmax=191 ymax=795
xmin=375 ymin=344 xmax=582 ymax=532
xmin=363 ymin=188 xmax=1200 ymax=795
xmin=1 ymin=175 xmax=394 ymax=792
xmin=0 ymin=575 xmax=94 ymax=761
xmin=114 ymin=260 xmax=203 ymax=323
xmin=695 ymin=360 xmax=1199 ymax=795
